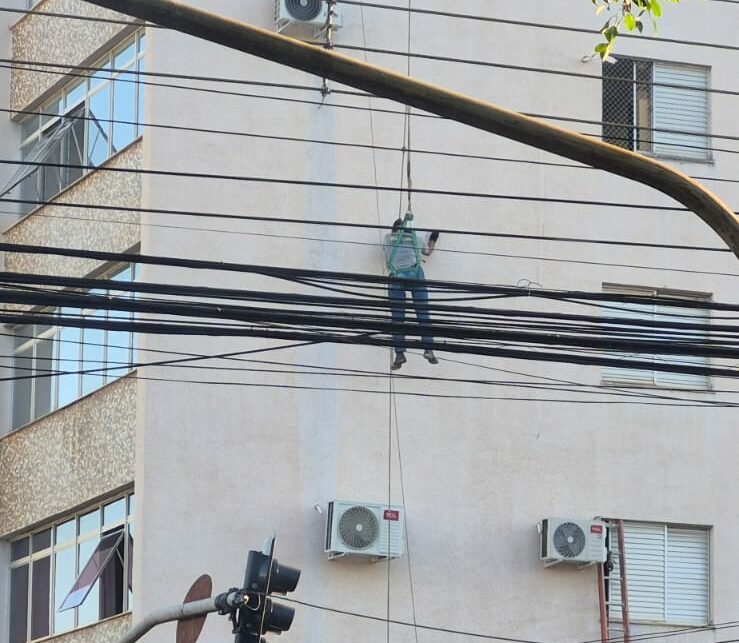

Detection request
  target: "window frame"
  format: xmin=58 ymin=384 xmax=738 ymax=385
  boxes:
xmin=602 ymin=56 xmax=711 ymax=162
xmin=600 ymin=284 xmax=712 ymax=391
xmin=10 ymin=263 xmax=137 ymax=430
xmin=8 ymin=492 xmax=135 ymax=641
xmin=607 ymin=521 xmax=711 ymax=626
xmin=3 ymin=30 xmax=146 ymax=214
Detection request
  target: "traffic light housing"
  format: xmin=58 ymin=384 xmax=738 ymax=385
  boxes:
xmin=234 ymin=536 xmax=301 ymax=643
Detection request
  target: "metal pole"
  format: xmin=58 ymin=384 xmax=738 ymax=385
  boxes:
xmin=79 ymin=0 xmax=739 ymax=258
xmin=117 ymin=597 xmax=219 ymax=643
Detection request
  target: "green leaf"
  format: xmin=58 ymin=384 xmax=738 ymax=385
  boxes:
xmin=624 ymin=13 xmax=636 ymax=29
xmin=650 ymin=0 xmax=662 ymax=17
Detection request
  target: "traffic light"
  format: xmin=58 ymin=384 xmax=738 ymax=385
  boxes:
xmin=234 ymin=536 xmax=301 ymax=643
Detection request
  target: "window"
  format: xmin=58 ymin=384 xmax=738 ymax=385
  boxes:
xmin=0 ymin=32 xmax=145 ymax=213
xmin=608 ymin=522 xmax=710 ymax=625
xmin=602 ymin=58 xmax=710 ymax=161
xmin=601 ymin=285 xmax=710 ymax=390
xmin=11 ymin=264 xmax=137 ymax=429
xmin=8 ymin=493 xmax=135 ymax=642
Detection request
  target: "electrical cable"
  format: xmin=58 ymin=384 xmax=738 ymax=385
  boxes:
xmin=337 ymin=0 xmax=739 ymax=53
xmin=6 ymin=62 xmax=739 ymax=156
xmin=0 ymin=156 xmax=705 ymax=212
xmin=2 ymin=242 xmax=738 ymax=312
xmin=0 ymin=199 xmax=732 ymax=261
xmin=6 ymin=327 xmax=738 ymax=405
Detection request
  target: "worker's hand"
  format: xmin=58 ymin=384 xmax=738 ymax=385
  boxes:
xmin=404 ymin=211 xmax=414 ymax=222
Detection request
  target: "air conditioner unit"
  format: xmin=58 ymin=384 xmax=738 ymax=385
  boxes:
xmin=539 ymin=518 xmax=607 ymax=565
xmin=274 ymin=0 xmax=342 ymax=36
xmin=325 ymin=500 xmax=404 ymax=560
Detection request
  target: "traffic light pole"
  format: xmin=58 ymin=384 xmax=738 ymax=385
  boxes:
xmin=116 ymin=594 xmax=237 ymax=643
xmin=80 ymin=0 xmax=739 ymax=259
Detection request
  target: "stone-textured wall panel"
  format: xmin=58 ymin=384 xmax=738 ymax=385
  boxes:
xmin=42 ymin=613 xmax=132 ymax=643
xmin=11 ymin=0 xmax=137 ymax=112
xmin=3 ymin=141 xmax=141 ymax=288
xmin=0 ymin=376 xmax=136 ymax=536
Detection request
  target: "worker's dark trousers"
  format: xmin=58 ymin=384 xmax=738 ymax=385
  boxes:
xmin=388 ymin=266 xmax=433 ymax=355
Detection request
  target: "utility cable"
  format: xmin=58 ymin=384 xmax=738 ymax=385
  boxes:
xmin=337 ymin=0 xmax=739 ymax=53
xmin=5 ymin=63 xmax=739 ymax=155
xmin=1 ymin=242 xmax=737 ymax=310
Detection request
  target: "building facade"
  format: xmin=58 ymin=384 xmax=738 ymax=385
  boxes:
xmin=1 ymin=2 xmax=737 ymax=643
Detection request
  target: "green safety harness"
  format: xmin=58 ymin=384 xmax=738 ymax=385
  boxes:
xmin=386 ymin=211 xmax=421 ymax=277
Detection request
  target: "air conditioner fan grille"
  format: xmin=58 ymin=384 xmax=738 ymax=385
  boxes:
xmin=553 ymin=522 xmax=587 ymax=558
xmin=338 ymin=506 xmax=379 ymax=550
xmin=285 ymin=0 xmax=323 ymax=21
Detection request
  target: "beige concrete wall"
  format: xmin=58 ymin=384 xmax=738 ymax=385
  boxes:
xmin=133 ymin=2 xmax=739 ymax=643
xmin=0 ymin=376 xmax=136 ymax=536
xmin=10 ymin=0 xmax=136 ymax=112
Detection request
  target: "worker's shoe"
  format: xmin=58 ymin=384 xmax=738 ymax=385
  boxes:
xmin=391 ymin=353 xmax=407 ymax=370
xmin=423 ymin=349 xmax=439 ymax=365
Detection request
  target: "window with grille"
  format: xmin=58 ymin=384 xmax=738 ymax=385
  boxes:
xmin=600 ymin=285 xmax=711 ymax=390
xmin=608 ymin=522 xmax=710 ymax=625
xmin=602 ymin=58 xmax=710 ymax=161
xmin=8 ymin=493 xmax=135 ymax=642
xmin=11 ymin=263 xmax=137 ymax=430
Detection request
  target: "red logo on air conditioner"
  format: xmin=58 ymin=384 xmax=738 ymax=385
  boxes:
xmin=591 ymin=525 xmax=604 ymax=535
xmin=384 ymin=510 xmax=399 ymax=521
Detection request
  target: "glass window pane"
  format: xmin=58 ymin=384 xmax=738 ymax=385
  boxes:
xmin=21 ymin=116 xmax=39 ymax=141
xmin=66 ymin=531 xmax=124 ymax=619
xmin=63 ymin=107 xmax=86 ymax=187
xmin=55 ymin=519 xmax=75 ymax=545
xmin=87 ymin=85 xmax=111 ymax=166
xmin=114 ymin=41 xmax=135 ymax=69
xmin=79 ymin=508 xmax=99 ymax=535
xmin=32 ymin=529 xmax=51 ymax=552
xmin=112 ymin=76 xmax=135 ymax=153
xmin=34 ymin=336 xmax=54 ymax=420
xmin=41 ymin=133 xmax=63 ymax=201
xmin=136 ymin=59 xmax=144 ymax=136
xmin=41 ymin=98 xmax=61 ymax=126
xmin=138 ymin=32 xmax=146 ymax=54
xmin=91 ymin=61 xmax=112 ymax=91
xmin=127 ymin=525 xmax=134 ymax=607
xmin=31 ymin=555 xmax=51 ymax=640
xmin=53 ymin=547 xmax=76 ymax=633
xmin=13 ymin=347 xmax=33 ymax=428
xmin=58 ymin=322 xmax=80 ymax=407
xmin=81 ymin=319 xmax=105 ymax=395
xmin=10 ymin=565 xmax=29 ymax=643
xmin=103 ymin=498 xmax=125 ymax=527
xmin=75 ymin=539 xmax=100 ymax=626
xmin=127 ymin=494 xmax=135 ymax=517
xmin=11 ymin=537 xmax=30 ymax=561
xmin=65 ymin=79 xmax=86 ymax=109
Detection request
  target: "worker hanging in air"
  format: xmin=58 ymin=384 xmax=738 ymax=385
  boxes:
xmin=383 ymin=211 xmax=440 ymax=370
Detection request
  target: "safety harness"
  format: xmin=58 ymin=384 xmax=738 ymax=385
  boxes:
xmin=386 ymin=211 xmax=421 ymax=277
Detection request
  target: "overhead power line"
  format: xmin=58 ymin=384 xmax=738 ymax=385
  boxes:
xmin=2 ymin=204 xmax=738 ymax=278
xmin=338 ymin=0 xmax=739 ymax=53
xmin=5 ymin=62 xmax=739 ymax=158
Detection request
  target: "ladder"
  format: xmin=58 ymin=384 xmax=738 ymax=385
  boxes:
xmin=597 ymin=519 xmax=631 ymax=643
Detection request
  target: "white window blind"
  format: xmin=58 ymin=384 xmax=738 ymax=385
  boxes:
xmin=653 ymin=64 xmax=710 ymax=160
xmin=601 ymin=287 xmax=710 ymax=390
xmin=609 ymin=523 xmax=710 ymax=625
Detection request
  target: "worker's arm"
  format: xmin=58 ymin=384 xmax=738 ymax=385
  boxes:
xmin=422 ymin=230 xmax=440 ymax=256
